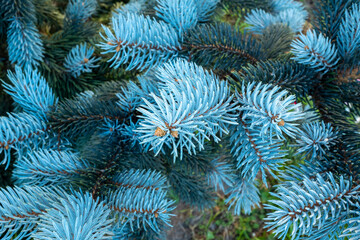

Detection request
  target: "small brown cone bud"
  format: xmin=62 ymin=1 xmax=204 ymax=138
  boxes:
xmin=116 ymin=46 xmax=121 ymax=52
xmin=171 ymin=130 xmax=179 ymax=138
xmin=83 ymin=58 xmax=89 ymax=63
xmin=4 ymin=145 xmax=9 ymax=150
xmin=278 ymin=119 xmax=285 ymax=127
xmin=154 ymin=212 xmax=159 ymax=218
xmin=154 ymin=127 xmax=166 ymax=137
xmin=304 ymin=46 xmax=310 ymax=50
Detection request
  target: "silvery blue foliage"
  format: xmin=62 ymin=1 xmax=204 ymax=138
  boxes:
xmin=136 ymin=59 xmax=238 ymax=160
xmin=195 ymin=0 xmax=220 ymax=22
xmin=312 ymin=0 xmax=358 ymax=41
xmin=279 ymin=162 xmax=329 ymax=186
xmin=113 ymin=0 xmax=158 ymax=16
xmin=0 ymin=113 xmax=47 ymax=169
xmin=2 ymin=66 xmax=57 ymax=119
xmin=155 ymin=0 xmax=198 ymax=35
xmin=155 ymin=0 xmax=219 ymax=32
xmin=238 ymin=81 xmax=304 ymax=139
xmin=225 ymin=178 xmax=260 ymax=215
xmin=6 ymin=18 xmax=44 ymax=67
xmin=341 ymin=203 xmax=360 ymax=240
xmin=65 ymin=0 xmax=97 ymax=25
xmin=106 ymin=186 xmax=175 ymax=232
xmin=111 ymin=225 xmax=132 ymax=240
xmin=112 ymin=169 xmax=167 ymax=190
xmin=245 ymin=9 xmax=276 ymax=34
xmin=33 ymin=191 xmax=114 ymax=240
xmin=337 ymin=3 xmax=360 ymax=64
xmin=265 ymin=173 xmax=360 ymax=240
xmin=116 ymin=74 xmax=160 ymax=114
xmin=276 ymin=9 xmax=306 ymax=33
xmin=291 ymin=29 xmax=340 ymax=72
xmin=206 ymin=158 xmax=235 ymax=191
xmin=0 ymin=186 xmax=65 ymax=240
xmin=245 ymin=0 xmax=307 ymax=34
xmin=271 ymin=0 xmax=307 ymax=18
xmin=296 ymin=121 xmax=338 ymax=160
xmin=96 ymin=168 xmax=175 ymax=233
xmin=230 ymin=122 xmax=287 ymax=183
xmin=246 ymin=9 xmax=305 ymax=34
xmin=98 ymin=12 xmax=181 ymax=71
xmin=299 ymin=214 xmax=348 ymax=240
xmin=13 ymin=149 xmax=89 ymax=186
xmin=64 ymin=43 xmax=101 ymax=77
xmin=1 ymin=0 xmax=359 ymax=239
xmin=115 ymin=0 xmax=146 ymax=14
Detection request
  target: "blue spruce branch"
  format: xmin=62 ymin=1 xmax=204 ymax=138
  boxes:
xmin=265 ymin=173 xmax=360 ymax=240
xmin=13 ymin=149 xmax=89 ymax=186
xmin=230 ymin=119 xmax=287 ymax=183
xmin=337 ymin=3 xmax=360 ymax=68
xmin=225 ymin=178 xmax=261 ymax=215
xmin=0 ymin=113 xmax=48 ymax=169
xmin=111 ymin=169 xmax=167 ymax=191
xmin=2 ymin=66 xmax=57 ymax=119
xmin=341 ymin=202 xmax=360 ymax=240
xmin=155 ymin=0 xmax=198 ymax=35
xmin=0 ymin=186 xmax=66 ymax=240
xmin=64 ymin=43 xmax=101 ymax=77
xmin=237 ymin=81 xmax=304 ymax=139
xmin=195 ymin=0 xmax=220 ymax=22
xmin=291 ymin=29 xmax=339 ymax=72
xmin=98 ymin=12 xmax=181 ymax=71
xmin=136 ymin=59 xmax=238 ymax=160
xmin=295 ymin=121 xmax=338 ymax=161
xmin=6 ymin=18 xmax=44 ymax=67
xmin=64 ymin=0 xmax=97 ymax=26
xmin=106 ymin=187 xmax=175 ymax=232
xmin=33 ymin=191 xmax=114 ymax=240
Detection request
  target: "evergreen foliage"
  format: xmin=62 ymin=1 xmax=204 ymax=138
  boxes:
xmin=183 ymin=23 xmax=262 ymax=71
xmin=295 ymin=121 xmax=338 ymax=160
xmin=98 ymin=12 xmax=181 ymax=71
xmin=64 ymin=0 xmax=97 ymax=26
xmin=291 ymin=29 xmax=339 ymax=72
xmin=64 ymin=43 xmax=101 ymax=77
xmin=221 ymin=0 xmax=271 ymax=17
xmin=155 ymin=0 xmax=198 ymax=35
xmin=229 ymin=59 xmax=317 ymax=98
xmin=245 ymin=0 xmax=307 ymax=34
xmin=2 ymin=66 xmax=57 ymax=118
xmin=337 ymin=3 xmax=360 ymax=69
xmin=7 ymin=18 xmax=44 ymax=67
xmin=312 ymin=0 xmax=358 ymax=41
xmin=258 ymin=23 xmax=294 ymax=59
xmin=0 ymin=0 xmax=359 ymax=239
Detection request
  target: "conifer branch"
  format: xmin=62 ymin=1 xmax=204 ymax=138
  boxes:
xmin=266 ymin=173 xmax=360 ymax=239
xmin=0 ymin=113 xmax=48 ymax=169
xmin=183 ymin=23 xmax=262 ymax=71
xmin=98 ymin=12 xmax=181 ymax=71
